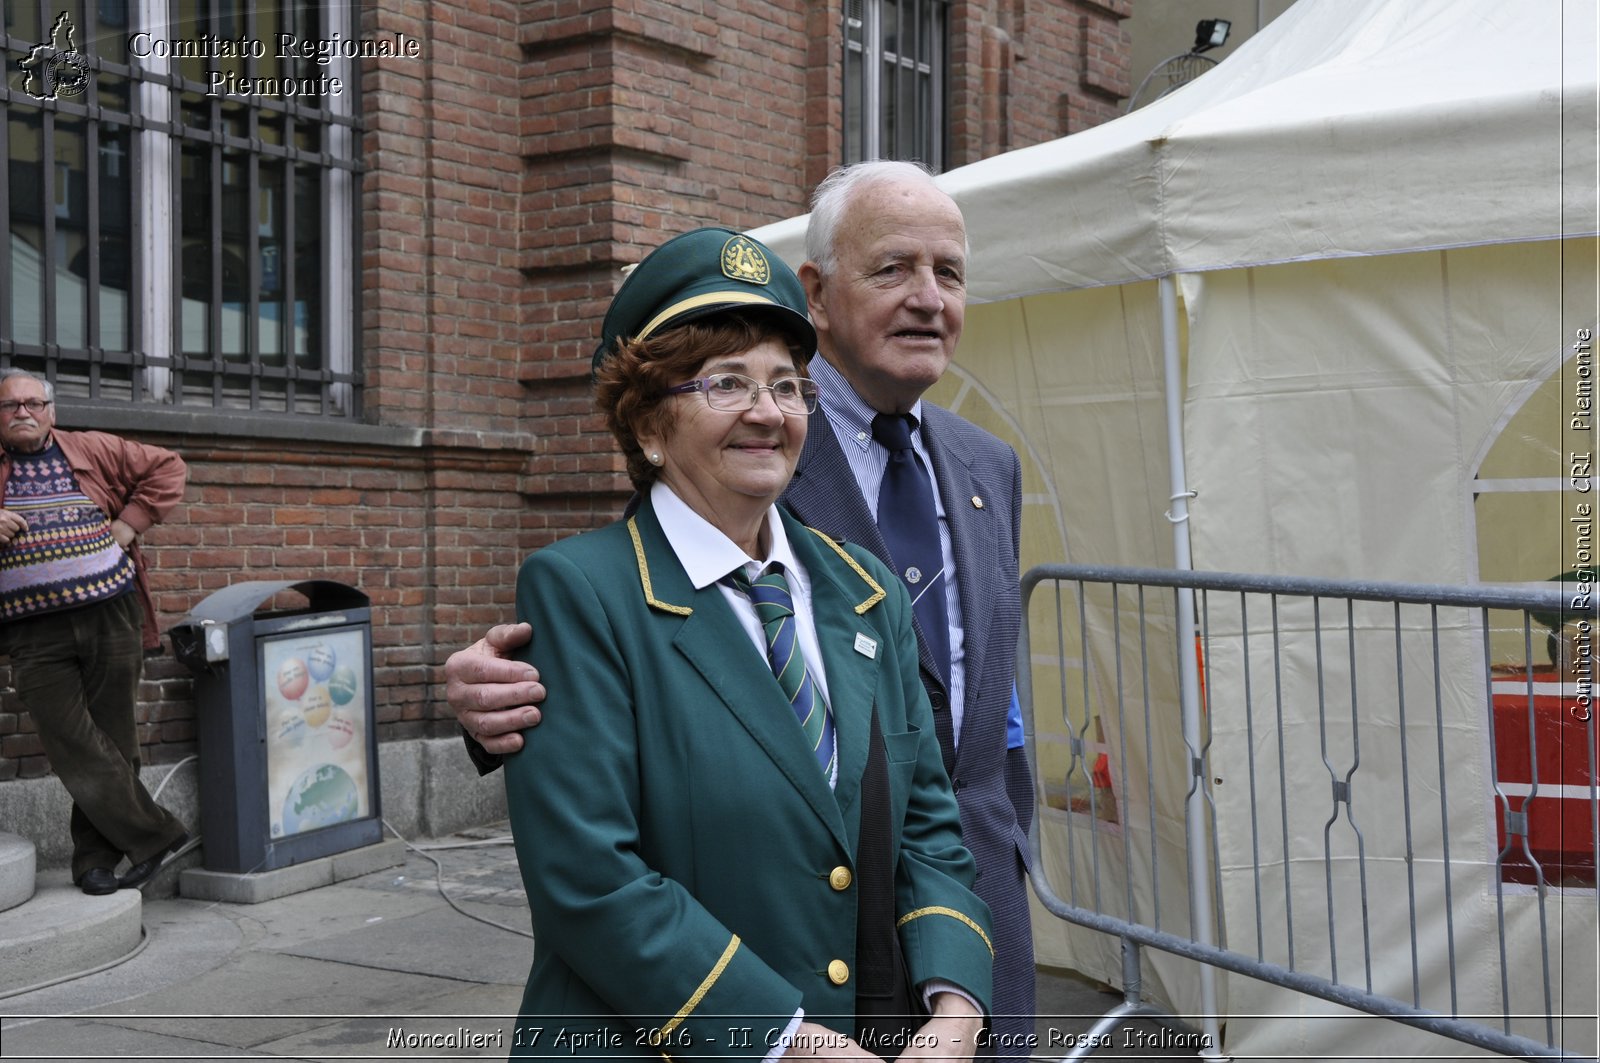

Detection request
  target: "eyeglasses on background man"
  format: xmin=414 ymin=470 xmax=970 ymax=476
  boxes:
xmin=0 ymin=399 xmax=52 ymax=416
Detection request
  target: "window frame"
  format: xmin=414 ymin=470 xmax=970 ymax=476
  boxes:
xmin=842 ymin=0 xmax=948 ymax=170
xmin=1 ymin=0 xmax=361 ymax=420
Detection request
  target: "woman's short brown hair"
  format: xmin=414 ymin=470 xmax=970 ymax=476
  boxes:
xmin=594 ymin=311 xmax=813 ymax=491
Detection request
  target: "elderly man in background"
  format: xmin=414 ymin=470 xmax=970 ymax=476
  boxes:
xmin=449 ymin=162 xmax=1037 ymax=1056
xmin=0 ymin=369 xmax=189 ymax=895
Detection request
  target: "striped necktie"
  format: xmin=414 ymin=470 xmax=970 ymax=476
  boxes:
xmin=726 ymin=564 xmax=837 ymax=778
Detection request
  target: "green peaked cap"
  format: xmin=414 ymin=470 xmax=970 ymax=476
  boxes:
xmin=592 ymin=227 xmax=815 ymax=372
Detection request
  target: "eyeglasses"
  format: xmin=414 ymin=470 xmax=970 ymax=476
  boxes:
xmin=0 ymin=398 xmax=51 ymax=416
xmin=664 ymin=373 xmax=818 ymax=416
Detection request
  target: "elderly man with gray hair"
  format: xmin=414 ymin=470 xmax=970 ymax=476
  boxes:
xmin=0 ymin=369 xmax=189 ymax=895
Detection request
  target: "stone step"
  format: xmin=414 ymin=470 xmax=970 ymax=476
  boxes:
xmin=0 ymin=832 xmax=35 ymax=914
xmin=0 ymin=870 xmax=142 ymax=995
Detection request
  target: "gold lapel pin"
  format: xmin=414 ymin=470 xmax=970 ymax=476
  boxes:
xmin=971 ymin=496 xmax=984 ymax=510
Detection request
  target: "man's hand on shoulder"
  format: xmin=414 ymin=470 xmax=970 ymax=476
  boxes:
xmin=446 ymin=622 xmax=543 ymax=755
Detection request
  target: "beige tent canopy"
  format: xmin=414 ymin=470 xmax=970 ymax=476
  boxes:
xmin=753 ymin=0 xmax=1598 ymax=1057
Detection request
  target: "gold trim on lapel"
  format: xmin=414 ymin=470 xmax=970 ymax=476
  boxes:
xmin=629 ymin=516 xmax=693 ymax=616
xmin=804 ymin=527 xmax=885 ymax=615
xmin=652 ymin=933 xmax=741 ymax=1046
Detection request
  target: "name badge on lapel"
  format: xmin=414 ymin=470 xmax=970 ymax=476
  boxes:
xmin=854 ymin=632 xmax=878 ymax=659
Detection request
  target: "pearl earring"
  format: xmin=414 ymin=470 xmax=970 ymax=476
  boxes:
xmin=649 ymin=452 xmax=662 ymax=466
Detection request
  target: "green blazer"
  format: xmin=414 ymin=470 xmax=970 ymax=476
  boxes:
xmin=505 ymin=496 xmax=993 ymax=1059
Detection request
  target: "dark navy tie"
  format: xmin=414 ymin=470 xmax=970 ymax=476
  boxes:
xmin=871 ymin=413 xmax=952 ymax=685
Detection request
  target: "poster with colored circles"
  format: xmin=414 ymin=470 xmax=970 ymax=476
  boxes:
xmin=260 ymin=627 xmax=372 ymax=839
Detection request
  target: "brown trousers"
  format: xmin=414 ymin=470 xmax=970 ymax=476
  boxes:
xmin=3 ymin=593 xmax=183 ymax=879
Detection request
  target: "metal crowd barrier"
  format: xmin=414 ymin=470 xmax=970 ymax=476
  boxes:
xmin=1020 ymin=564 xmax=1597 ymax=1062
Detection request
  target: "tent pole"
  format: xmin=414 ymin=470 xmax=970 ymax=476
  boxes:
xmin=1159 ymin=274 xmax=1228 ymax=1059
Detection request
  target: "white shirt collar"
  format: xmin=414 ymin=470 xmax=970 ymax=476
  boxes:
xmin=807 ymin=354 xmax=924 ymax=450
xmin=650 ymin=481 xmax=800 ymax=588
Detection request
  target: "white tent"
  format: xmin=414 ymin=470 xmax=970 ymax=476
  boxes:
xmin=753 ymin=0 xmax=1599 ymax=1057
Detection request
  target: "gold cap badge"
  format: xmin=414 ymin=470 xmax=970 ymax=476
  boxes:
xmin=721 ymin=235 xmax=771 ymax=285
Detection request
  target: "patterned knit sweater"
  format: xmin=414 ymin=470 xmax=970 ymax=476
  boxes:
xmin=0 ymin=441 xmax=136 ymax=620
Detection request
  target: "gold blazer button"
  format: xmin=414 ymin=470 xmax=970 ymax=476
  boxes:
xmin=827 ymin=959 xmax=850 ymax=985
xmin=829 ymin=866 xmax=852 ymax=891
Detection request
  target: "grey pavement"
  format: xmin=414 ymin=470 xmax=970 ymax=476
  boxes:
xmin=0 ymin=825 xmax=1201 ymax=1061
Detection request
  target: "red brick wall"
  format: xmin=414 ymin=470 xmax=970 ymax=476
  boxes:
xmin=518 ymin=0 xmax=819 ymax=544
xmin=0 ymin=0 xmax=1128 ymax=781
xmin=948 ymin=0 xmax=1131 ymax=162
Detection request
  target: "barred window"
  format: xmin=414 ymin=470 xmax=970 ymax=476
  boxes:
xmin=842 ymin=0 xmax=947 ymax=169
xmin=2 ymin=0 xmax=360 ymax=418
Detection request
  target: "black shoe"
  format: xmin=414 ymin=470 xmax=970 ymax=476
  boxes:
xmin=118 ymin=832 xmax=190 ymax=890
xmin=76 ymin=867 xmax=118 ymax=895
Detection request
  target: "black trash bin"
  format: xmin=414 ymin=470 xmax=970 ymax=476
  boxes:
xmin=171 ymin=580 xmax=382 ymax=873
